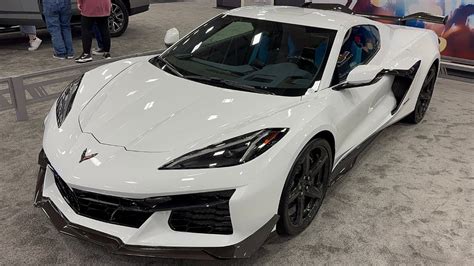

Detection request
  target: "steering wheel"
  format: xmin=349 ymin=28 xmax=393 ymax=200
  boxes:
xmin=287 ymin=56 xmax=315 ymax=72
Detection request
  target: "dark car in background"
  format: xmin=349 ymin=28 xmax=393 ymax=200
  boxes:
xmin=0 ymin=0 xmax=150 ymax=36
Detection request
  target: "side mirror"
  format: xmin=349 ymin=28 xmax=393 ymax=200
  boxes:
xmin=333 ymin=65 xmax=384 ymax=91
xmin=164 ymin=28 xmax=180 ymax=48
xmin=346 ymin=65 xmax=383 ymax=85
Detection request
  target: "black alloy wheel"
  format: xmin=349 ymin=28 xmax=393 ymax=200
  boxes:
xmin=109 ymin=0 xmax=129 ymax=37
xmin=405 ymin=64 xmax=437 ymax=124
xmin=277 ymin=138 xmax=332 ymax=236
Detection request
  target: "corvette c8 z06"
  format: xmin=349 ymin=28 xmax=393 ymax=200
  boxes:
xmin=34 ymin=4 xmax=443 ymax=259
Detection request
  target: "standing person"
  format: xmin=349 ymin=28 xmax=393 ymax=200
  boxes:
xmin=76 ymin=0 xmax=112 ymax=63
xmin=19 ymin=26 xmax=42 ymax=51
xmin=42 ymin=0 xmax=74 ymax=59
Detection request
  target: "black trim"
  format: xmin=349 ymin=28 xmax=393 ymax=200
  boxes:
xmin=332 ymin=60 xmax=421 ymax=92
xmin=330 ymin=133 xmax=379 ymax=184
xmin=50 ymin=165 xmax=235 ymax=230
xmin=332 ymin=73 xmax=384 ymax=91
xmin=388 ymin=61 xmax=421 ymax=114
xmin=129 ymin=5 xmax=149 ymax=16
xmin=34 ymin=150 xmax=279 ymax=259
xmin=36 ymin=198 xmax=278 ymax=259
xmin=302 ymin=3 xmax=354 ymax=14
xmin=302 ymin=3 xmax=447 ymax=25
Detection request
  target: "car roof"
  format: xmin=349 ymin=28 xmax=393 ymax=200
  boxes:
xmin=225 ymin=6 xmax=375 ymax=31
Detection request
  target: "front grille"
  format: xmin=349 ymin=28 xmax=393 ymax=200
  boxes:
xmin=52 ymin=168 xmax=234 ymax=232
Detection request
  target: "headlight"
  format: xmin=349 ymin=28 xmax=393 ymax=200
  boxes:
xmin=160 ymin=128 xmax=289 ymax=169
xmin=56 ymin=76 xmax=83 ymax=127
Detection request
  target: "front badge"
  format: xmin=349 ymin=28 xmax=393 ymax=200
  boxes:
xmin=79 ymin=149 xmax=98 ymax=163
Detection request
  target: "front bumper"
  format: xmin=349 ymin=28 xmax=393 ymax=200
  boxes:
xmin=34 ymin=150 xmax=278 ymax=259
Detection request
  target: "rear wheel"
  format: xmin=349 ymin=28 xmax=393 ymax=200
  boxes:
xmin=109 ymin=0 xmax=129 ymax=37
xmin=404 ymin=64 xmax=437 ymax=124
xmin=277 ymin=138 xmax=332 ymax=236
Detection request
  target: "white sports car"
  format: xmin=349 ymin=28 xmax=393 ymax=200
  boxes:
xmin=34 ymin=4 xmax=444 ymax=259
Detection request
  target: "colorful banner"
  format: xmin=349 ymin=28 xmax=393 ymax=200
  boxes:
xmin=318 ymin=0 xmax=474 ymax=61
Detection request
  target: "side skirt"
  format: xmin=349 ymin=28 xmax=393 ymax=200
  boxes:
xmin=329 ymin=133 xmax=380 ymax=185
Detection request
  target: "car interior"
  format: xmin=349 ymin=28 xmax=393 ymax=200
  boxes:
xmin=166 ymin=17 xmax=337 ymax=96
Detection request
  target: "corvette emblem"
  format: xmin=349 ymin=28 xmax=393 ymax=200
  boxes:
xmin=79 ymin=149 xmax=98 ymax=163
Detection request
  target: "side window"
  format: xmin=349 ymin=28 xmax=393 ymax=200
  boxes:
xmin=333 ymin=25 xmax=380 ymax=85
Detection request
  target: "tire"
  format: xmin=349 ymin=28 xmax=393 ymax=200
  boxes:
xmin=277 ymin=138 xmax=333 ymax=236
xmin=404 ymin=64 xmax=437 ymax=124
xmin=109 ymin=0 xmax=129 ymax=37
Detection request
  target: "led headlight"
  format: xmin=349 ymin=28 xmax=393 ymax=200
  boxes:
xmin=56 ymin=75 xmax=83 ymax=127
xmin=160 ymin=128 xmax=289 ymax=169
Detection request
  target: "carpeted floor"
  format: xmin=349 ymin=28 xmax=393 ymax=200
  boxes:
xmin=0 ymin=2 xmax=473 ymax=264
xmin=0 ymin=77 xmax=472 ymax=264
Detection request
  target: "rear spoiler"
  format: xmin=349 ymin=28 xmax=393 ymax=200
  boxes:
xmin=301 ymin=3 xmax=447 ymax=25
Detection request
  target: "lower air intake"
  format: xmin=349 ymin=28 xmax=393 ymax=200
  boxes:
xmin=52 ymin=167 xmax=234 ymax=232
xmin=169 ymin=190 xmax=234 ymax=235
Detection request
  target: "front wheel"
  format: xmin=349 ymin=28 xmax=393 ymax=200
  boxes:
xmin=109 ymin=0 xmax=129 ymax=37
xmin=277 ymin=138 xmax=332 ymax=236
xmin=404 ymin=64 xmax=437 ymax=124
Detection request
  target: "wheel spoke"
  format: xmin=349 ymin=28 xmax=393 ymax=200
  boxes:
xmin=288 ymin=188 xmax=300 ymax=203
xmin=303 ymin=153 xmax=311 ymax=175
xmin=113 ymin=22 xmax=120 ymax=31
xmin=296 ymin=195 xmax=305 ymax=225
xmin=309 ymin=152 xmax=328 ymax=179
xmin=305 ymin=186 xmax=323 ymax=199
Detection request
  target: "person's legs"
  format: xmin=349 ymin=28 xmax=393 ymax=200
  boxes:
xmin=19 ymin=25 xmax=36 ymax=38
xmin=95 ymin=17 xmax=111 ymax=53
xmin=76 ymin=16 xmax=94 ymax=63
xmin=81 ymin=16 xmax=94 ymax=54
xmin=58 ymin=0 xmax=74 ymax=57
xmin=19 ymin=25 xmax=42 ymax=51
xmin=43 ymin=0 xmax=67 ymax=57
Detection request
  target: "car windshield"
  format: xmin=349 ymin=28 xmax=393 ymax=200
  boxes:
xmin=155 ymin=15 xmax=336 ymax=96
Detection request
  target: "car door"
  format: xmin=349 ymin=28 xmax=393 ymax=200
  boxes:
xmin=327 ymin=25 xmax=396 ymax=163
xmin=0 ymin=0 xmax=29 ymax=26
xmin=0 ymin=0 xmax=23 ymax=13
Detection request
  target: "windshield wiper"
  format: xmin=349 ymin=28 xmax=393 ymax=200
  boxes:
xmin=154 ymin=56 xmax=184 ymax=77
xmin=183 ymin=75 xmax=275 ymax=95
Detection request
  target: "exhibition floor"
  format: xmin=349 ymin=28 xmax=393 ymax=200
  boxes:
xmin=0 ymin=2 xmax=472 ymax=265
xmin=0 ymin=78 xmax=472 ymax=264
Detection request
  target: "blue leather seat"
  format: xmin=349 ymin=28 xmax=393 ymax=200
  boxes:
xmin=314 ymin=41 xmax=328 ymax=67
xmin=249 ymin=33 xmax=270 ymax=65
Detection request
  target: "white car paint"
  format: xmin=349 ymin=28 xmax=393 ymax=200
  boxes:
xmin=39 ymin=6 xmax=440 ymax=253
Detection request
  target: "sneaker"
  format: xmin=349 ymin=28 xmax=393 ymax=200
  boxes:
xmin=103 ymin=53 xmax=112 ymax=59
xmin=28 ymin=37 xmax=42 ymax=51
xmin=53 ymin=54 xmax=66 ymax=60
xmin=92 ymin=48 xmax=105 ymax=56
xmin=66 ymin=55 xmax=74 ymax=59
xmin=75 ymin=53 xmax=92 ymax=63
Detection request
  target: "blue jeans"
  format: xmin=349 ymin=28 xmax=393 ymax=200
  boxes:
xmin=19 ymin=25 xmax=37 ymax=35
xmin=43 ymin=0 xmax=74 ymax=57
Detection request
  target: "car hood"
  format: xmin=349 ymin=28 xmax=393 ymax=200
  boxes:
xmin=79 ymin=60 xmax=299 ymax=153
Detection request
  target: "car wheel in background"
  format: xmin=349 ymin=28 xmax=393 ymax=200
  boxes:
xmin=277 ymin=138 xmax=332 ymax=236
xmin=109 ymin=0 xmax=129 ymax=37
xmin=404 ymin=64 xmax=437 ymax=124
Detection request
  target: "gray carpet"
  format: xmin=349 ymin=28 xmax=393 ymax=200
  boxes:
xmin=0 ymin=2 xmax=473 ymax=264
